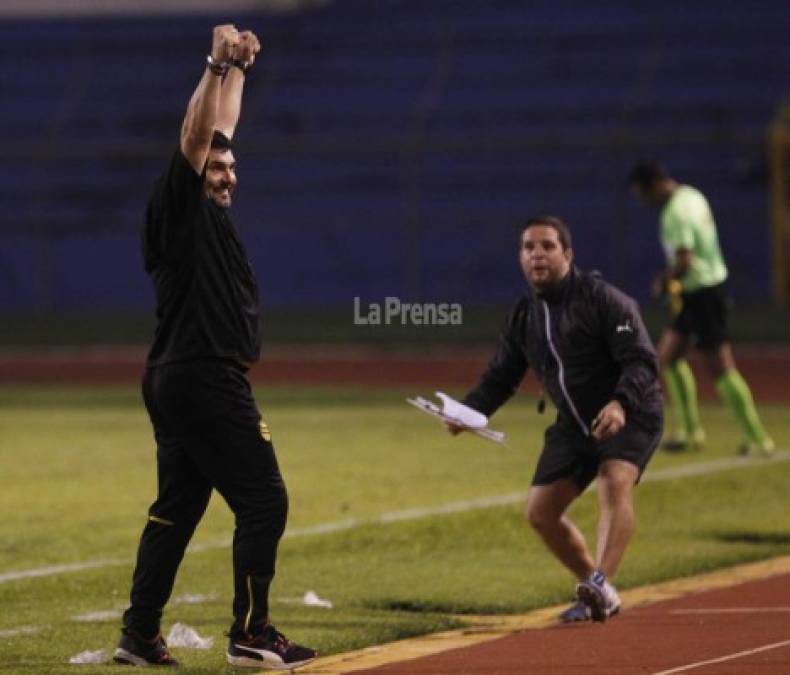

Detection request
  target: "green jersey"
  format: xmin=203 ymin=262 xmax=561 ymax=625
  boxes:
xmin=660 ymin=185 xmax=728 ymax=292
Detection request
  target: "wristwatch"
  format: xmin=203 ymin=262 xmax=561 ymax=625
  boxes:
xmin=231 ymin=58 xmax=251 ymax=74
xmin=206 ymin=54 xmax=230 ymax=76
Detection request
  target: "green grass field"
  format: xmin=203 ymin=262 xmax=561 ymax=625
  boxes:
xmin=1 ymin=384 xmax=790 ymax=674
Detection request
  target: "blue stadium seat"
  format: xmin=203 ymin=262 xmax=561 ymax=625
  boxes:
xmin=0 ymin=0 xmax=786 ymax=309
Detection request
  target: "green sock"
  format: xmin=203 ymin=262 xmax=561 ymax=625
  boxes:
xmin=662 ymin=365 xmax=688 ymax=437
xmin=664 ymin=360 xmax=702 ymax=436
xmin=674 ymin=360 xmax=702 ymax=434
xmin=715 ymin=369 xmax=770 ymax=445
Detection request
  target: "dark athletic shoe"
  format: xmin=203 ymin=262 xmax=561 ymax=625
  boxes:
xmin=558 ymin=598 xmax=591 ymax=623
xmin=576 ymin=571 xmax=621 ymax=623
xmin=662 ymin=428 xmax=705 ymax=453
xmin=113 ymin=628 xmax=178 ymax=666
xmin=661 ymin=437 xmax=690 ymax=452
xmin=738 ymin=437 xmax=775 ymax=457
xmin=227 ymin=624 xmax=317 ymax=670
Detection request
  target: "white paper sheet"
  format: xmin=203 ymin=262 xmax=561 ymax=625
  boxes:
xmin=166 ymin=622 xmax=214 ymax=649
xmin=406 ymin=391 xmax=506 ymax=445
xmin=68 ymin=649 xmax=109 ymax=664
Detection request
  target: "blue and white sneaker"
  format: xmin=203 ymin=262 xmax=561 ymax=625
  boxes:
xmin=227 ymin=624 xmax=317 ymax=670
xmin=558 ymin=598 xmax=591 ymax=623
xmin=576 ymin=570 xmax=621 ymax=623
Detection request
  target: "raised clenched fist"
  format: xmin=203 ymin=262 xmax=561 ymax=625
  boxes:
xmin=211 ymin=24 xmax=241 ymax=63
xmin=234 ymin=31 xmax=261 ymax=67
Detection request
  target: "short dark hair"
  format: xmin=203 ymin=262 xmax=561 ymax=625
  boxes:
xmin=628 ymin=161 xmax=669 ymax=190
xmin=210 ymin=130 xmax=233 ymax=151
xmin=522 ymin=216 xmax=572 ymax=251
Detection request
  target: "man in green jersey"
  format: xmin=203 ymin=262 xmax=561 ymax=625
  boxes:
xmin=629 ymin=161 xmax=773 ymax=455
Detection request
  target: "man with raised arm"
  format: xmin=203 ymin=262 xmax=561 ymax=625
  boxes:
xmin=114 ymin=25 xmax=316 ymax=670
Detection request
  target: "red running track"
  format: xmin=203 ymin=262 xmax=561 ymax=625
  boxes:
xmin=354 ymin=573 xmax=790 ymax=674
xmin=0 ymin=346 xmax=788 ymax=404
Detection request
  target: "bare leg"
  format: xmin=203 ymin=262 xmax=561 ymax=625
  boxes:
xmin=526 ymin=479 xmax=596 ymax=581
xmin=595 ymin=459 xmax=639 ymax=578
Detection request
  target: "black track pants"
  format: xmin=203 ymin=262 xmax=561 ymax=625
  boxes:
xmin=122 ymin=359 xmax=287 ymax=638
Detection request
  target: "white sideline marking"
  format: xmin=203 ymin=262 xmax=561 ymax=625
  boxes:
xmin=0 ymin=559 xmax=125 ymax=583
xmin=72 ymin=610 xmax=122 ymax=622
xmin=649 ymin=638 xmax=790 ymax=674
xmin=670 ymin=607 xmax=790 ymax=614
xmin=171 ymin=592 xmax=217 ymax=605
xmin=71 ymin=593 xmax=217 ymax=622
xmin=0 ymin=626 xmax=41 ymax=638
xmin=642 ymin=451 xmax=790 ymax=481
xmin=1 ymin=450 xmax=788 ymax=585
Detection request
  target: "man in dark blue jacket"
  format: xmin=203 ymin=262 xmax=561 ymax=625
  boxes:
xmin=447 ymin=216 xmax=663 ymax=623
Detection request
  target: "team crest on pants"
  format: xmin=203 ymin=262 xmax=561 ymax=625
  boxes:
xmin=259 ymin=420 xmax=272 ymax=442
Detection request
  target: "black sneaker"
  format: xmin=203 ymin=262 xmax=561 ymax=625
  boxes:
xmin=113 ymin=628 xmax=178 ymax=666
xmin=661 ymin=437 xmax=690 ymax=452
xmin=227 ymin=624 xmax=317 ymax=670
xmin=662 ymin=429 xmax=705 ymax=453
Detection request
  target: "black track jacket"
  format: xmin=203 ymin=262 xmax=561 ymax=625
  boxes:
xmin=464 ymin=267 xmax=662 ymax=436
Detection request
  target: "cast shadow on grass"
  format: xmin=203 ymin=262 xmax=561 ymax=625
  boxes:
xmin=368 ymin=599 xmax=461 ymax=613
xmin=365 ymin=598 xmax=517 ymax=615
xmin=708 ymin=531 xmax=790 ymax=545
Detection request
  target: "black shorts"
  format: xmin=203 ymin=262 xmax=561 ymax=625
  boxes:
xmin=671 ymin=282 xmax=729 ymax=350
xmin=532 ymin=417 xmax=662 ymax=492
